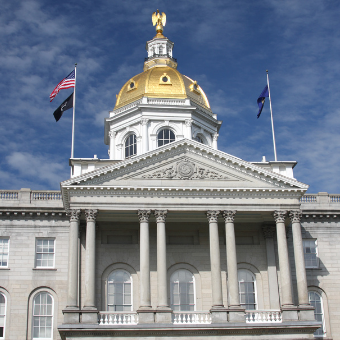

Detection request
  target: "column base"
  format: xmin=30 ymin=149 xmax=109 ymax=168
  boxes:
xmin=281 ymin=305 xmax=299 ymax=321
xmin=298 ymin=305 xmax=315 ymax=321
xmin=62 ymin=308 xmax=80 ymax=324
xmin=155 ymin=307 xmax=172 ymax=323
xmin=137 ymin=309 xmax=156 ymax=324
xmin=210 ymin=307 xmax=228 ymax=323
xmin=227 ymin=307 xmax=246 ymax=322
xmin=80 ymin=308 xmax=99 ymax=324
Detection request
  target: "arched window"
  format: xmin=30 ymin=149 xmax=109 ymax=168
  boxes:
xmin=0 ymin=293 xmax=6 ymax=339
xmin=309 ymin=291 xmax=326 ymax=337
xmin=32 ymin=292 xmax=53 ymax=339
xmin=125 ymin=134 xmax=137 ymax=158
xmin=238 ymin=269 xmax=257 ymax=310
xmin=170 ymin=269 xmax=195 ymax=311
xmin=158 ymin=129 xmax=175 ymax=147
xmin=194 ymin=135 xmax=204 ymax=144
xmin=107 ymin=270 xmax=132 ymax=311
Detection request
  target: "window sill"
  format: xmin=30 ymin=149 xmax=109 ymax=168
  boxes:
xmin=33 ymin=268 xmax=57 ymax=271
xmin=0 ymin=268 xmax=10 ymax=270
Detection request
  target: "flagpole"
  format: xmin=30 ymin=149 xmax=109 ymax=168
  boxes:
xmin=71 ymin=63 xmax=77 ymax=159
xmin=266 ymin=70 xmax=278 ymax=161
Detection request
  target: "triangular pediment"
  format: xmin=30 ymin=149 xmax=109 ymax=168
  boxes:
xmin=61 ymin=139 xmax=308 ymax=191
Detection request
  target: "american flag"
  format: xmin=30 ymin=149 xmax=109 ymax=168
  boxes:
xmin=50 ymin=70 xmax=75 ymax=102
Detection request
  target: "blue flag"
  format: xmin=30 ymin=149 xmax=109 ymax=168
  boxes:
xmin=257 ymin=85 xmax=269 ymax=118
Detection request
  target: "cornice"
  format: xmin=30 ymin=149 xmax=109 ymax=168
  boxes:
xmin=0 ymin=209 xmax=67 ymax=219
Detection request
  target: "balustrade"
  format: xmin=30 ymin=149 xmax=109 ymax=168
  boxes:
xmin=99 ymin=312 xmax=138 ymax=325
xmin=245 ymin=310 xmax=282 ymax=323
xmin=172 ymin=311 xmax=212 ymax=324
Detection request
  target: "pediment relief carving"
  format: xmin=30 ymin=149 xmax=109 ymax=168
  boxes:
xmin=142 ymin=158 xmax=230 ymax=180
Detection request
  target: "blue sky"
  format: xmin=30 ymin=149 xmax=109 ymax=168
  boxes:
xmin=1 ymin=0 xmax=339 ymax=193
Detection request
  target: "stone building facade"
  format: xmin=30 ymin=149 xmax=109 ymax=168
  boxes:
xmin=0 ymin=14 xmax=339 ymax=340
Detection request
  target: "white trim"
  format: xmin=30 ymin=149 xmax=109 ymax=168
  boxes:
xmin=35 ymin=238 xmax=55 ymax=269
xmin=0 ymin=238 xmax=9 ymax=268
xmin=32 ymin=291 xmax=54 ymax=340
xmin=0 ymin=292 xmax=6 ymax=340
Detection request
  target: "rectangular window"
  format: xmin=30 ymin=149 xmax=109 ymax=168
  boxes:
xmin=303 ymin=239 xmax=319 ymax=268
xmin=35 ymin=239 xmax=55 ymax=268
xmin=0 ymin=239 xmax=9 ymax=268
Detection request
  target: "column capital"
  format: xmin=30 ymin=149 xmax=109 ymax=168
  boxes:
xmin=154 ymin=210 xmax=167 ymax=223
xmin=185 ymin=118 xmax=193 ymax=127
xmin=289 ymin=210 xmax=302 ymax=223
xmin=213 ymin=133 xmax=219 ymax=141
xmin=67 ymin=209 xmax=81 ymax=222
xmin=141 ymin=118 xmax=149 ymax=126
xmin=138 ymin=210 xmax=151 ymax=223
xmin=273 ymin=210 xmax=287 ymax=223
xmin=262 ymin=225 xmax=276 ymax=239
xmin=222 ymin=210 xmax=236 ymax=223
xmin=206 ymin=210 xmax=220 ymax=223
xmin=85 ymin=209 xmax=98 ymax=222
xmin=109 ymin=130 xmax=116 ymax=139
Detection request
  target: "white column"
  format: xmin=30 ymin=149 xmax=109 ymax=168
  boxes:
xmin=84 ymin=209 xmax=97 ymax=309
xmin=212 ymin=133 xmax=219 ymax=149
xmin=109 ymin=130 xmax=116 ymax=160
xmin=289 ymin=210 xmax=309 ymax=306
xmin=138 ymin=210 xmax=152 ymax=309
xmin=154 ymin=210 xmax=169 ymax=309
xmin=66 ymin=209 xmax=80 ymax=308
xmin=262 ymin=225 xmax=280 ymax=309
xmin=141 ymin=119 xmax=149 ymax=153
xmin=273 ymin=210 xmax=294 ymax=307
xmin=184 ymin=119 xmax=193 ymax=139
xmin=223 ymin=210 xmax=240 ymax=308
xmin=206 ymin=211 xmax=224 ymax=308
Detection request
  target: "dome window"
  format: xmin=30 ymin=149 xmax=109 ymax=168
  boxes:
xmin=127 ymin=80 xmax=137 ymax=92
xmin=158 ymin=129 xmax=175 ymax=147
xmin=125 ymin=134 xmax=137 ymax=158
xmin=159 ymin=73 xmax=171 ymax=85
xmin=189 ymin=81 xmax=201 ymax=95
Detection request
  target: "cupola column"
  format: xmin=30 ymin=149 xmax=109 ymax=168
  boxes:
xmin=109 ymin=130 xmax=116 ymax=160
xmin=141 ymin=119 xmax=149 ymax=153
xmin=212 ymin=133 xmax=219 ymax=150
xmin=83 ymin=209 xmax=98 ymax=323
xmin=185 ymin=119 xmax=193 ymax=139
xmin=289 ymin=210 xmax=315 ymax=320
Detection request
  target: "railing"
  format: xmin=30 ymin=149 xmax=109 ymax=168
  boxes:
xmin=147 ymin=98 xmax=187 ymax=106
xmin=0 ymin=191 xmax=19 ymax=200
xmin=245 ymin=310 xmax=282 ymax=323
xmin=172 ymin=311 xmax=211 ymax=324
xmin=98 ymin=312 xmax=138 ymax=325
xmin=300 ymin=193 xmax=340 ymax=204
xmin=330 ymin=194 xmax=340 ymax=202
xmin=300 ymin=194 xmax=317 ymax=203
xmin=145 ymin=54 xmax=177 ymax=62
xmin=31 ymin=191 xmax=62 ymax=200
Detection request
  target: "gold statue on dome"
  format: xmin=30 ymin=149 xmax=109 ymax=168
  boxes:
xmin=152 ymin=10 xmax=166 ymax=37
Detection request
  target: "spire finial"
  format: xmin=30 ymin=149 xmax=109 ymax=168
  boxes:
xmin=152 ymin=10 xmax=166 ymax=38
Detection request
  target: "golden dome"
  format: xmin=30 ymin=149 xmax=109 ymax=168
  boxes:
xmin=114 ymin=66 xmax=211 ymax=111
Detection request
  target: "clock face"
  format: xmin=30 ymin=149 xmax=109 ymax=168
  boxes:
xmin=162 ymin=76 xmax=168 ymax=82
